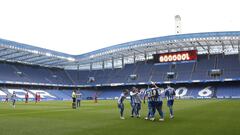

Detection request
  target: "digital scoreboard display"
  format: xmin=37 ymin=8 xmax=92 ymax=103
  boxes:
xmin=153 ymin=50 xmax=197 ymax=63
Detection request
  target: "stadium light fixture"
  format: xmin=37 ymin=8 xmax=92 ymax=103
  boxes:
xmin=67 ymin=57 xmax=75 ymax=62
xmin=46 ymin=53 xmax=52 ymax=56
xmin=32 ymin=50 xmax=39 ymax=54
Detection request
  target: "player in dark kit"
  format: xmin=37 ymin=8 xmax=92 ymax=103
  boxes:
xmin=94 ymin=92 xmax=98 ymax=103
xmin=25 ymin=92 xmax=29 ymax=103
xmin=35 ymin=93 xmax=38 ymax=104
xmin=5 ymin=94 xmax=9 ymax=103
xmin=72 ymin=90 xmax=77 ymax=109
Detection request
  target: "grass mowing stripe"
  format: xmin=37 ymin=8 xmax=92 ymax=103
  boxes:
xmin=0 ymin=108 xmax=72 ymax=117
xmin=0 ymin=100 xmax=239 ymax=135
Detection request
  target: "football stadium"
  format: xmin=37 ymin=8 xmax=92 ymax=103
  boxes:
xmin=0 ymin=31 xmax=240 ymax=135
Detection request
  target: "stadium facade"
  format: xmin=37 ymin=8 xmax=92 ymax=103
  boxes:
xmin=1 ymin=31 xmax=240 ymax=100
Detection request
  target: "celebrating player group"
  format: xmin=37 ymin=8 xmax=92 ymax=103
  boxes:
xmin=117 ymin=81 xmax=176 ymax=121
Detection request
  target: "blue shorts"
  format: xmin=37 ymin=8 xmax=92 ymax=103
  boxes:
xmin=148 ymin=101 xmax=155 ymax=109
xmin=167 ymin=100 xmax=174 ymax=107
xmin=118 ymin=103 xmax=124 ymax=110
xmin=130 ymin=102 xmax=135 ymax=108
xmin=135 ymin=103 xmax=141 ymax=110
xmin=155 ymin=101 xmax=163 ymax=108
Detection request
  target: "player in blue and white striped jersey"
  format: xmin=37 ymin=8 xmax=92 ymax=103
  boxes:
xmin=144 ymin=84 xmax=157 ymax=121
xmin=151 ymin=83 xmax=164 ymax=121
xmin=165 ymin=85 xmax=176 ymax=119
xmin=117 ymin=89 xmax=129 ymax=119
xmin=130 ymin=87 xmax=142 ymax=118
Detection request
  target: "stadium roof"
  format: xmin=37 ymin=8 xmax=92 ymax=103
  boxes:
xmin=0 ymin=38 xmax=76 ymax=68
xmin=1 ymin=31 xmax=240 ymax=69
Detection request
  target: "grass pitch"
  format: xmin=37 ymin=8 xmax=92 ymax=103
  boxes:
xmin=0 ymin=99 xmax=240 ymax=135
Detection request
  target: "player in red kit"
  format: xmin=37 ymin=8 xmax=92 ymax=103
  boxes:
xmin=35 ymin=93 xmax=38 ymax=104
xmin=37 ymin=93 xmax=41 ymax=102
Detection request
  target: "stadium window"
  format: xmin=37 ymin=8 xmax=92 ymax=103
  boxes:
xmin=104 ymin=60 xmax=112 ymax=69
xmin=124 ymin=56 xmax=134 ymax=64
xmin=92 ymin=62 xmax=103 ymax=70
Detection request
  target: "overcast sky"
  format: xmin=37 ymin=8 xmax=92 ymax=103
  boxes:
xmin=0 ymin=0 xmax=239 ymax=55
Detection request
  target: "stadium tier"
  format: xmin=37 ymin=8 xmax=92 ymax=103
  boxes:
xmin=0 ymin=54 xmax=240 ymax=85
xmin=1 ymin=83 xmax=240 ymax=101
xmin=0 ymin=31 xmax=240 ymax=99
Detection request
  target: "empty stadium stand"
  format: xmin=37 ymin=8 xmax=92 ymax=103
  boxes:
xmin=1 ymin=54 xmax=240 ymax=86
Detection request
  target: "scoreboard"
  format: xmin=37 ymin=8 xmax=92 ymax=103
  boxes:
xmin=153 ymin=50 xmax=197 ymax=63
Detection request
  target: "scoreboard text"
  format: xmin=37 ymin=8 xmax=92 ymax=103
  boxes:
xmin=153 ymin=50 xmax=197 ymax=63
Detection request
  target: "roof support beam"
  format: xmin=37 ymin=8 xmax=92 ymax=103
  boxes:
xmin=144 ymin=50 xmax=147 ymax=62
xmin=229 ymin=40 xmax=235 ymax=49
xmin=121 ymin=55 xmax=124 ymax=68
xmin=112 ymin=57 xmax=114 ymax=69
xmin=109 ymin=51 xmax=126 ymax=58
xmin=196 ymin=41 xmax=206 ymax=50
xmin=203 ymin=40 xmax=211 ymax=54
xmin=102 ymin=61 xmax=105 ymax=69
xmin=4 ymin=52 xmax=31 ymax=61
xmin=90 ymin=62 xmax=93 ymax=71
xmin=44 ymin=59 xmax=67 ymax=66
xmin=115 ymin=51 xmax=127 ymax=57
xmin=26 ymin=56 xmax=48 ymax=63
xmin=57 ymin=61 xmax=77 ymax=67
xmin=133 ymin=52 xmax=136 ymax=63
xmin=34 ymin=58 xmax=58 ymax=65
xmin=19 ymin=55 xmax=42 ymax=61
xmin=131 ymin=48 xmax=144 ymax=54
xmin=207 ymin=45 xmax=210 ymax=55
xmin=0 ymin=50 xmax=19 ymax=58
xmin=221 ymin=41 xmax=225 ymax=54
